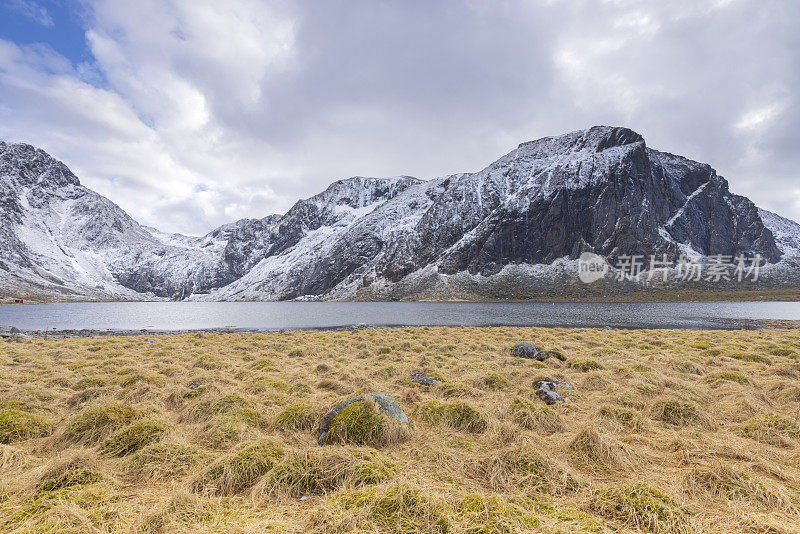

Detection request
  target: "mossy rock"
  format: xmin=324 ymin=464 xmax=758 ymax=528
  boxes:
xmin=62 ymin=404 xmax=138 ymax=445
xmin=191 ymin=439 xmax=285 ymax=495
xmin=511 ymin=341 xmax=539 ymax=359
xmin=274 ymin=402 xmax=317 ymax=432
xmin=101 ymin=418 xmax=169 ymax=456
xmin=318 ymin=393 xmax=410 ymax=446
xmin=417 ymin=400 xmax=488 ymax=433
xmin=0 ymin=408 xmax=53 ymax=443
xmin=589 ymin=483 xmax=691 ymax=534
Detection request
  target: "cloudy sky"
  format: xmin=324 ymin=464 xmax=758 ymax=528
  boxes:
xmin=1 ymin=0 xmax=798 ymax=235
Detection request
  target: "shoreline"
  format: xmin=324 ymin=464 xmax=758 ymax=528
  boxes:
xmin=2 ymin=317 xmax=800 ymax=339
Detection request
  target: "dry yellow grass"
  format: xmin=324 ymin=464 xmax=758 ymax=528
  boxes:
xmin=0 ymin=326 xmax=799 ymax=533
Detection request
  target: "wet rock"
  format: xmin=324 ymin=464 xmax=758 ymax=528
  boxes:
xmin=410 ymin=374 xmax=442 ymax=386
xmin=317 ymin=392 xmax=408 ymax=446
xmin=187 ymin=383 xmax=205 ymax=390
xmin=533 ymin=378 xmax=574 ymax=405
xmin=512 ymin=341 xmax=539 ymax=359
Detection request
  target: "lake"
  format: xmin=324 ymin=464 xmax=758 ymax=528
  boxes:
xmin=1 ymin=301 xmax=800 ymax=332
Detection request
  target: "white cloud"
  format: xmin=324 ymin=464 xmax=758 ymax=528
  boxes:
xmin=6 ymin=0 xmax=54 ymax=27
xmin=1 ymin=0 xmax=799 ymax=235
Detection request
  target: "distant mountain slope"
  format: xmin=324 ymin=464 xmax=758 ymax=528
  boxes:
xmin=1 ymin=127 xmax=798 ymax=302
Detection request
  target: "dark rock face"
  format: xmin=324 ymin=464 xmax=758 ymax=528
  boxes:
xmin=0 ymin=127 xmax=794 ymax=302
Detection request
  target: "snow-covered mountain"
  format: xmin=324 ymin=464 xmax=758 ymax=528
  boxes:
xmin=1 ymin=126 xmax=798 ymax=302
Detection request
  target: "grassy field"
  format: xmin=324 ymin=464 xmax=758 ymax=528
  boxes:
xmin=1 ymin=327 xmax=799 ymax=533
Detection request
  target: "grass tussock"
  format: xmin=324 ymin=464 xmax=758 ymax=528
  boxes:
xmin=684 ymin=462 xmax=796 ymax=511
xmin=100 ymin=418 xmax=169 ymax=457
xmin=61 ymin=403 xmax=138 ymax=445
xmin=0 ymin=407 xmax=53 ymax=444
xmin=258 ymin=447 xmax=396 ymax=498
xmin=568 ymin=428 xmax=629 ymax=469
xmin=310 ymin=483 xmax=450 ymax=533
xmin=126 ymin=442 xmax=205 ymax=481
xmin=191 ymin=439 xmax=284 ymax=495
xmin=324 ymin=398 xmax=412 ymax=447
xmin=274 ymin=402 xmax=318 ymax=432
xmin=417 ymin=400 xmax=488 ymax=433
xmin=470 ymin=444 xmax=579 ymax=495
xmin=509 ymin=397 xmax=566 ymax=434
xmin=588 ymin=483 xmax=692 ymax=533
xmin=740 ymin=413 xmax=800 ymax=447
xmin=567 ymin=358 xmax=604 ymax=372
xmin=1 ymin=327 xmax=800 ymax=532
xmin=651 ymin=400 xmax=713 ymax=429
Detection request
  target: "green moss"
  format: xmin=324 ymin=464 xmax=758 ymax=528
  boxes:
xmin=651 ymin=400 xmax=710 ymax=428
xmin=193 ymin=355 xmax=225 ymax=369
xmin=326 ymin=400 xmax=410 ymax=446
xmin=274 ymin=402 xmax=317 ymax=432
xmin=101 ymin=419 xmax=168 ymax=456
xmin=113 ymin=372 xmax=165 ymax=388
xmin=589 ymin=483 xmax=691 ymax=534
xmin=567 ymin=359 xmax=604 ymax=372
xmin=127 ymin=443 xmax=204 ymax=480
xmin=0 ymin=408 xmax=52 ymax=443
xmin=456 ymin=493 xmax=538 ymax=533
xmin=315 ymin=484 xmax=450 ymax=533
xmin=266 ymin=448 xmax=396 ymax=496
xmin=475 ymin=372 xmax=509 ymax=391
xmin=730 ymin=353 xmax=772 ymax=365
xmin=417 ymin=400 xmax=488 ymax=433
xmin=36 ymin=466 xmax=104 ymax=494
xmin=704 ymin=371 xmax=752 ymax=385
xmin=741 ymin=414 xmax=800 ymax=445
xmin=770 ymin=348 xmax=796 ymax=357
xmin=182 ymin=384 xmax=208 ymax=399
xmin=73 ymin=376 xmax=106 ymax=390
xmin=187 ymin=394 xmax=267 ymax=428
xmin=62 ymin=404 xmax=138 ymax=445
xmin=191 ymin=439 xmax=285 ymax=495
xmin=509 ymin=398 xmax=565 ymax=434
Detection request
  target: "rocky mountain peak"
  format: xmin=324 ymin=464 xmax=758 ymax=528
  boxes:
xmin=0 ymin=141 xmax=80 ymax=189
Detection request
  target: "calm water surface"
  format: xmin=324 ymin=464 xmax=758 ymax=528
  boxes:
xmin=1 ymin=301 xmax=800 ymax=331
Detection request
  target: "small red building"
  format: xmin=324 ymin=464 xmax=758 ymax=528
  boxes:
xmin=13 ymin=299 xmax=23 ymax=304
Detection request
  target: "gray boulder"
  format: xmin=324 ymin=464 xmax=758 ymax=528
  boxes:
xmin=317 ymin=392 xmax=408 ymax=446
xmin=511 ymin=341 xmax=539 ymax=359
xmin=533 ymin=377 xmax=573 ymax=405
xmin=410 ymin=373 xmax=442 ymax=386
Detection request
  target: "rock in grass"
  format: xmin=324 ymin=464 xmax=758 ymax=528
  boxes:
xmin=532 ymin=378 xmax=573 ymax=405
xmin=537 ymin=350 xmax=566 ymax=362
xmin=317 ymin=392 xmax=409 ymax=446
xmin=410 ymin=374 xmax=442 ymax=387
xmin=511 ymin=342 xmax=539 ymax=359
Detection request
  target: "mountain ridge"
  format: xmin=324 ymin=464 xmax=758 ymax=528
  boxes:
xmin=1 ymin=127 xmax=798 ymax=302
